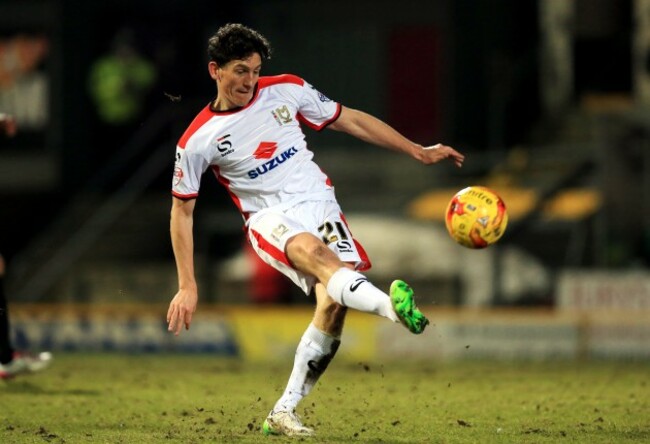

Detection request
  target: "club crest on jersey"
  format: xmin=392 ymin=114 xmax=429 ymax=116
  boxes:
xmin=271 ymin=105 xmax=293 ymax=126
xmin=211 ymin=133 xmax=234 ymax=157
xmin=247 ymin=146 xmax=298 ymax=179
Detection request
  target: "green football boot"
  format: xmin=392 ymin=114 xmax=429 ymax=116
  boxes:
xmin=390 ymin=280 xmax=429 ymax=334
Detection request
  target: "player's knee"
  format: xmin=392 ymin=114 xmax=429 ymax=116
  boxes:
xmin=309 ymin=243 xmax=336 ymax=264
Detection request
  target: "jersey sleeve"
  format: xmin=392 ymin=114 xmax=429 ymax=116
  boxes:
xmin=171 ymin=142 xmax=209 ymax=199
xmin=296 ymin=80 xmax=341 ymax=131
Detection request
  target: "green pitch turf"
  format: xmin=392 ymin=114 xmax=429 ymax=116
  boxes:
xmin=1 ymin=354 xmax=648 ymax=443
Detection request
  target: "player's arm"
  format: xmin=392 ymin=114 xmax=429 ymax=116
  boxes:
xmin=167 ymin=196 xmax=198 ymax=335
xmin=328 ymin=106 xmax=464 ymax=168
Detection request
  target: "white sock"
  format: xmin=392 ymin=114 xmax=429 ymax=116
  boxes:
xmin=273 ymin=323 xmax=340 ymax=413
xmin=326 ymin=268 xmax=398 ymax=322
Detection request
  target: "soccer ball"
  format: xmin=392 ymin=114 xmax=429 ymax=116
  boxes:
xmin=445 ymin=186 xmax=508 ymax=249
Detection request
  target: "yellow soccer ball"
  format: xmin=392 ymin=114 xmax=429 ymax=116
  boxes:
xmin=445 ymin=186 xmax=508 ymax=249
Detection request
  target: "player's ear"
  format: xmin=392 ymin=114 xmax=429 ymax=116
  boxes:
xmin=208 ymin=61 xmax=219 ymax=80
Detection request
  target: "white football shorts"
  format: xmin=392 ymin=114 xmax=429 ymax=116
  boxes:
xmin=246 ymin=200 xmax=371 ymax=295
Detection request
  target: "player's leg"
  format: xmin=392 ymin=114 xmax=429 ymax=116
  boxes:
xmin=286 ymin=232 xmax=428 ymax=333
xmin=0 ymin=254 xmax=15 ymax=366
xmin=0 ymin=254 xmax=52 ymax=379
xmin=263 ymin=282 xmax=346 ymax=436
xmin=250 ymin=209 xmax=427 ymax=436
xmin=248 ymin=209 xmax=398 ymax=321
xmin=285 ymin=232 xmax=401 ymax=321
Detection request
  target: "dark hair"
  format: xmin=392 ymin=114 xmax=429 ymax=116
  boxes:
xmin=207 ymin=23 xmax=272 ymax=66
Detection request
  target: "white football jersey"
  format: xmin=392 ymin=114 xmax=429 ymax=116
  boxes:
xmin=171 ymin=74 xmax=341 ymax=220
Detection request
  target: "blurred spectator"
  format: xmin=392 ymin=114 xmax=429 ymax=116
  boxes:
xmin=84 ymin=26 xmax=159 ymax=187
xmin=0 ymin=34 xmax=48 ymax=88
xmin=0 ymin=34 xmax=49 ymax=131
xmin=87 ymin=27 xmax=156 ymax=127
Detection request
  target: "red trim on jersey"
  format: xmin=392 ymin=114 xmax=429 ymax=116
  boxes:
xmin=319 ymin=167 xmax=333 ymax=187
xmin=297 ymin=102 xmax=342 ymax=131
xmin=258 ymin=74 xmax=304 ymax=89
xmin=211 ymin=165 xmax=244 ymax=213
xmin=251 ymin=228 xmax=292 ymax=267
xmin=352 ymin=239 xmax=371 ymax=271
xmin=172 ymin=191 xmax=198 ymax=200
xmin=339 ymin=212 xmax=372 ymax=271
xmin=178 ymin=105 xmax=214 ymax=149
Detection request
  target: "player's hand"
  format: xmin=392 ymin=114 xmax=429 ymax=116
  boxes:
xmin=417 ymin=143 xmax=464 ymax=168
xmin=167 ymin=288 xmax=198 ymax=335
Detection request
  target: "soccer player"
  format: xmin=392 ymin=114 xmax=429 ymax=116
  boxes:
xmin=0 ymin=114 xmax=53 ymax=379
xmin=0 ymin=254 xmax=52 ymax=379
xmin=166 ymin=23 xmax=464 ymax=437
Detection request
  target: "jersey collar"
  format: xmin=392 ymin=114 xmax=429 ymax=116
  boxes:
xmin=209 ymin=82 xmax=260 ymax=115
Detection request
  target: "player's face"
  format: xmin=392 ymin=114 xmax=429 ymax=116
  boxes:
xmin=212 ymin=53 xmax=262 ymax=110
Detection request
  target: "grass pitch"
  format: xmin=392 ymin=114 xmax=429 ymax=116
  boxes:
xmin=1 ymin=354 xmax=648 ymax=443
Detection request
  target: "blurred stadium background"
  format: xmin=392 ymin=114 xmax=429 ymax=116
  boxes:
xmin=0 ymin=0 xmax=648 ymax=361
